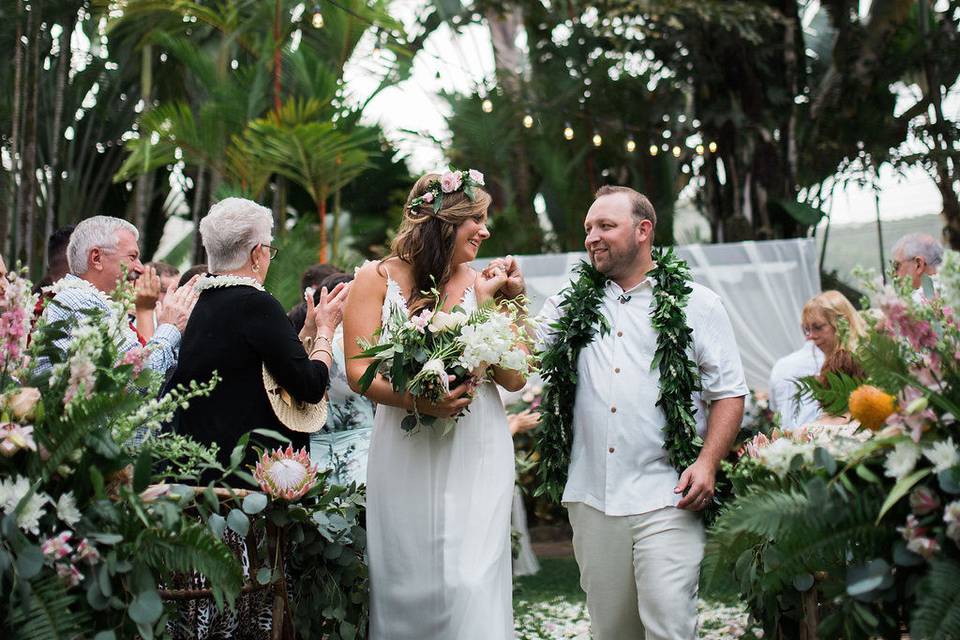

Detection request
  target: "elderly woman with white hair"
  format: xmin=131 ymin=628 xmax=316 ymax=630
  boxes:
xmin=165 ymin=197 xmax=349 ymax=480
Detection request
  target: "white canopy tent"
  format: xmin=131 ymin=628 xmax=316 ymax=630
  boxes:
xmin=477 ymin=238 xmax=821 ymax=390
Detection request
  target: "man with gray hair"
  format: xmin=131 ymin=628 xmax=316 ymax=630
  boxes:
xmin=892 ymin=233 xmax=943 ymax=292
xmin=38 ymin=215 xmax=197 ymax=377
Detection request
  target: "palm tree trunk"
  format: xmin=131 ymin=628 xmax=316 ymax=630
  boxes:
xmin=330 ymin=184 xmax=341 ymax=265
xmin=44 ymin=16 xmax=71 ymax=271
xmin=3 ymin=0 xmax=25 ymax=258
xmin=272 ymin=0 xmax=282 ymax=113
xmin=192 ymin=166 xmax=207 ymax=264
xmin=17 ymin=3 xmax=41 ymax=272
xmin=317 ymin=190 xmax=328 ymax=264
xmin=134 ymin=44 xmax=155 ymax=233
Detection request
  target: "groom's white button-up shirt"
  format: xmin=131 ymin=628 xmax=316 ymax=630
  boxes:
xmin=538 ymin=276 xmax=748 ymax=516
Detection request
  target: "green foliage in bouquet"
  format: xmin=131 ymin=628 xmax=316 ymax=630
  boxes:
xmin=356 ymin=283 xmax=535 ymax=433
xmin=705 ymin=259 xmax=960 ymax=639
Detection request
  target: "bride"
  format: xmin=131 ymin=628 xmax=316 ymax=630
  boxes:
xmin=344 ymin=171 xmax=527 ymax=639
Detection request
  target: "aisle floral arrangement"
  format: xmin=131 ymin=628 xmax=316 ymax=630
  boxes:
xmin=356 ymin=286 xmax=535 ymax=433
xmin=0 ymin=271 xmax=367 ymax=640
xmin=703 ymin=258 xmax=960 ymax=639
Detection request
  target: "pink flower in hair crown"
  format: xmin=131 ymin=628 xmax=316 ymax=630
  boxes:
xmin=421 ymin=191 xmax=434 ymax=204
xmin=440 ymin=171 xmax=463 ymax=193
xmin=468 ymin=169 xmax=485 ymax=186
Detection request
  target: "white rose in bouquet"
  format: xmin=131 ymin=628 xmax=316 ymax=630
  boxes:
xmin=428 ymin=310 xmax=469 ymax=333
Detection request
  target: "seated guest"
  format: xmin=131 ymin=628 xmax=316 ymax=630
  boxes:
xmin=36 ymin=216 xmax=195 ymax=377
xmin=892 ymin=233 xmax=943 ymax=300
xmin=289 ymin=272 xmax=373 ymax=486
xmin=146 ymin=261 xmax=181 ymax=304
xmin=165 ymin=198 xmax=349 ymax=479
xmin=33 ymin=224 xmax=75 ymax=294
xmin=300 ymin=263 xmax=341 ymax=296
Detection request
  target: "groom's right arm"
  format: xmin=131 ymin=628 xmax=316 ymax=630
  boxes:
xmin=533 ymin=294 xmax=564 ymax=351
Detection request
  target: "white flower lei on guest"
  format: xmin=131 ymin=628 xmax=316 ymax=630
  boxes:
xmin=194 ymin=275 xmax=265 ymax=292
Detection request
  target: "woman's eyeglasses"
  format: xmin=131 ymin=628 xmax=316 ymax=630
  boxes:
xmin=802 ymin=322 xmax=828 ymax=335
xmin=259 ymin=244 xmax=279 ymax=259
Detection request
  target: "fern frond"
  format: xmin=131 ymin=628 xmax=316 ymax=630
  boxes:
xmin=8 ymin=574 xmax=90 ymax=640
xmin=136 ymin=523 xmax=244 ymax=608
xmin=911 ymin=557 xmax=960 ymax=639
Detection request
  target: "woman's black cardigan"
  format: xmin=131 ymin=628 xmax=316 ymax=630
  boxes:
xmin=164 ymin=285 xmax=329 ymax=480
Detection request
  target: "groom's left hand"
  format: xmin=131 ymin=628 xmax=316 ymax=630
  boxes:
xmin=674 ymin=459 xmax=717 ymax=511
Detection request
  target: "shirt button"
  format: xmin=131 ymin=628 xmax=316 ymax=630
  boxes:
xmin=614 ymin=367 xmax=620 ymax=373
xmin=608 ymin=447 xmax=615 ymax=454
xmin=617 ymin=331 xmax=623 ymax=337
xmin=610 ymin=406 xmax=617 ymax=413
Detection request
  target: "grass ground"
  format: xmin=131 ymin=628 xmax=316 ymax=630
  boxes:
xmin=512 ymin=557 xmax=760 ymax=639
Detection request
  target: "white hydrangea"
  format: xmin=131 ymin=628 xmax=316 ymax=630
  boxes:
xmin=499 ymin=348 xmax=529 ymax=372
xmin=884 ymin=441 xmax=922 ymax=480
xmin=457 ymin=312 xmax=515 ymax=371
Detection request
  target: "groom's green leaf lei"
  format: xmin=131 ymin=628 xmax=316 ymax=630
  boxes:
xmin=534 ymin=246 xmax=704 ymax=505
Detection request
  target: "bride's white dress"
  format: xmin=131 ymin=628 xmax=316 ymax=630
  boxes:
xmin=366 ymin=275 xmax=515 ymax=639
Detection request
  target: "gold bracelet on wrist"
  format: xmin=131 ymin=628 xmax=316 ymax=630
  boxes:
xmin=309 ymin=346 xmax=333 ymax=360
xmin=315 ymin=334 xmax=333 ymax=346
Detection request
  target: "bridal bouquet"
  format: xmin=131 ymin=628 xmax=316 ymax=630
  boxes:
xmin=356 ymin=292 xmax=535 ymax=433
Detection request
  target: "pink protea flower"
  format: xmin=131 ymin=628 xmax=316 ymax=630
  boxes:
xmin=254 ymin=446 xmax=318 ymax=501
xmin=440 ymin=171 xmax=462 ymax=193
xmin=0 ymin=422 xmax=37 ymax=457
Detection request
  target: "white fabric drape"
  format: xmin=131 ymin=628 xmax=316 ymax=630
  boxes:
xmin=476 ymin=238 xmax=820 ymax=390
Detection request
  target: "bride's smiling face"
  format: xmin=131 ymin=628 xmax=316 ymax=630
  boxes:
xmin=451 ymin=210 xmax=491 ymax=265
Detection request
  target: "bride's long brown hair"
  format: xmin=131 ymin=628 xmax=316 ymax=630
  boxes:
xmin=380 ymin=173 xmax=491 ymax=314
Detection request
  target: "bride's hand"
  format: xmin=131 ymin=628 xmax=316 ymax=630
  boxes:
xmin=417 ymin=378 xmax=473 ymax=418
xmin=485 ymin=256 xmax=525 ymax=299
xmin=475 ymin=265 xmax=508 ymax=305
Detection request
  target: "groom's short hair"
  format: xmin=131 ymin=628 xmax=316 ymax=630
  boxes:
xmin=594 ymin=185 xmax=657 ymax=229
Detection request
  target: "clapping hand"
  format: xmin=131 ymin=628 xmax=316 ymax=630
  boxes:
xmin=156 ymin=275 xmax=201 ymax=333
xmin=134 ymin=265 xmax=162 ymax=310
xmin=508 ymin=408 xmax=540 ymax=435
xmin=309 ymin=282 xmax=350 ymax=336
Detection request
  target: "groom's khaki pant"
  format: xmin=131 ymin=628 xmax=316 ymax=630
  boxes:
xmin=567 ymin=502 xmax=704 ymax=640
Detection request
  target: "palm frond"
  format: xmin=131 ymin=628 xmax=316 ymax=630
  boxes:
xmin=8 ymin=575 xmax=90 ymax=640
xmin=911 ymin=557 xmax=960 ymax=639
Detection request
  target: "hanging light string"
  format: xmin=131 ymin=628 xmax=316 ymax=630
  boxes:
xmin=318 ymin=0 xmax=720 ymax=158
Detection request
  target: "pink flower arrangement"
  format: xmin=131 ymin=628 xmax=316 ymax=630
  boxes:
xmin=468 ymin=169 xmax=485 ymax=186
xmin=121 ymin=346 xmax=149 ymax=376
xmin=63 ymin=356 xmax=96 ymax=406
xmin=41 ymin=531 xmax=74 ymax=561
xmin=56 ymin=562 xmax=84 ymax=587
xmin=75 ymin=538 xmax=100 ymax=564
xmin=0 ymin=422 xmax=37 ymax=457
xmin=411 ymin=309 xmax=433 ymax=333
xmin=0 ymin=275 xmax=36 ymax=373
xmin=253 ymin=446 xmax=318 ymax=501
xmin=440 ymin=171 xmax=463 ymax=194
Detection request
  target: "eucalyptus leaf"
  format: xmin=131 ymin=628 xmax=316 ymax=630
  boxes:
xmin=15 ymin=545 xmax=44 ymax=578
xmin=226 ymin=509 xmax=250 ymax=537
xmin=847 ymin=558 xmax=891 ymax=599
xmin=128 ymin=588 xmax=163 ymax=624
xmin=793 ymin=573 xmax=815 ymax=592
xmin=208 ymin=513 xmax=226 ymax=538
xmin=242 ymin=492 xmax=268 ymax=515
xmin=256 ymin=567 xmax=273 ymax=585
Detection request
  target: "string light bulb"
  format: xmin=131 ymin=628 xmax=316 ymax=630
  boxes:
xmin=695 ymin=144 xmax=705 ymax=155
xmin=708 ymin=141 xmax=718 ymax=153
xmin=311 ymin=3 xmax=324 ymax=28
xmin=671 ymin=146 xmax=681 ymax=157
xmin=481 ymin=99 xmax=493 ymax=113
xmin=522 ymin=114 xmax=534 ymax=129
xmin=649 ymin=145 xmax=658 ymax=156
xmin=563 ymin=124 xmax=574 ymax=140
xmin=625 ymin=137 xmax=636 ymax=153
xmin=592 ymin=132 xmax=603 ymax=147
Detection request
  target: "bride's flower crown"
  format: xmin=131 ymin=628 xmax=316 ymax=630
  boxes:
xmin=408 ymin=168 xmax=485 ymax=215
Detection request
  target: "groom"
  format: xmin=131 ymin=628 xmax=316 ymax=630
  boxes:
xmin=495 ymin=186 xmax=747 ymax=640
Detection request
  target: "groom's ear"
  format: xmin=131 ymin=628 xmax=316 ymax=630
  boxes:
xmin=635 ymin=218 xmax=654 ymax=245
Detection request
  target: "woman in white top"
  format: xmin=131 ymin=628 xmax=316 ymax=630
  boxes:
xmin=343 ymin=172 xmax=527 ymax=639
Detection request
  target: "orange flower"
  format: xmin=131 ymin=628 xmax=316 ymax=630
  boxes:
xmin=849 ymin=385 xmax=896 ymax=431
